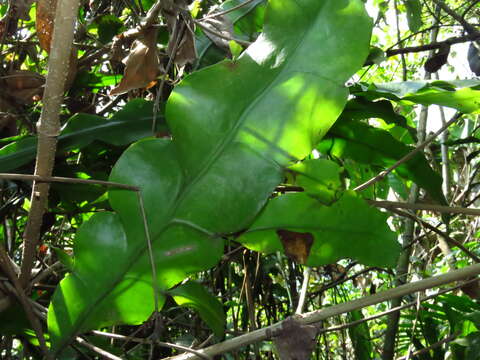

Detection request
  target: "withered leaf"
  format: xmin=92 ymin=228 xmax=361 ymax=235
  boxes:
xmin=276 ymin=229 xmax=313 ymax=265
xmin=199 ymin=14 xmax=234 ymax=51
xmin=161 ymin=0 xmax=197 ymax=66
xmin=2 ymin=70 xmax=45 ymax=105
xmin=110 ymin=27 xmax=160 ymax=95
xmin=273 ymin=317 xmax=317 ymax=360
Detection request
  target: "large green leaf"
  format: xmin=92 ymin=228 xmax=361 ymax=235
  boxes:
xmin=0 ymin=99 xmax=164 ymax=172
xmin=353 ymin=80 xmax=480 ymax=113
xmin=168 ymin=281 xmax=225 ymax=338
xmin=318 ymin=117 xmax=446 ymax=204
xmin=48 ymin=0 xmax=372 ymax=353
xmin=404 ymin=0 xmax=422 ymax=33
xmin=237 ymin=192 xmax=400 ymax=267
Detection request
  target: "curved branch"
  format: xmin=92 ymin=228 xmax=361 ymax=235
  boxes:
xmin=163 ymin=263 xmax=480 ymax=359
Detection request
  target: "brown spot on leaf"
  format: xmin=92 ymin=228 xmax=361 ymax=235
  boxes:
xmin=276 ymin=229 xmax=313 ymax=264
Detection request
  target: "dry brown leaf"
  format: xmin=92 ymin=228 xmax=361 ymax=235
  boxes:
xmin=161 ymin=0 xmax=197 ymax=66
xmin=276 ymin=229 xmax=314 ymax=265
xmin=2 ymin=70 xmax=45 ymax=105
xmin=110 ymin=27 xmax=160 ymax=96
xmin=36 ymin=0 xmax=57 ymax=53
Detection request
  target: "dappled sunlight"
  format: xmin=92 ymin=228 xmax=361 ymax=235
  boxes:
xmin=236 ymin=72 xmax=347 ymax=165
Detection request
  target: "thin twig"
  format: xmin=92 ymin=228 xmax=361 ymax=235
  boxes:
xmin=199 ymin=0 xmax=258 ymax=21
xmin=136 ymin=192 xmax=161 ymax=318
xmin=75 ymin=337 xmax=123 ymax=360
xmin=385 ymin=33 xmax=480 ymax=57
xmin=0 ymin=173 xmax=139 ymax=191
xmin=195 ymin=21 xmax=252 ymax=47
xmin=152 ymin=20 xmax=184 ymax=133
xmin=0 ymin=248 xmax=51 ymax=358
xmin=368 ymin=199 xmax=480 ymax=216
xmin=354 ymin=112 xmax=462 ymax=192
xmin=395 ymin=333 xmax=458 ymax=360
xmin=381 ymin=206 xmax=480 ymax=263
xmin=164 ymin=263 xmax=480 ymax=359
xmin=91 ymin=331 xmax=213 ymax=360
xmin=320 ymin=278 xmax=476 ymax=334
xmin=430 ymin=0 xmax=480 ymax=36
xmin=295 ymin=267 xmax=310 ymax=314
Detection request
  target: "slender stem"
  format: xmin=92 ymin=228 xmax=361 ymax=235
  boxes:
xmin=19 ymin=0 xmax=81 ymax=288
xmin=0 ymin=173 xmax=139 ymax=191
xmin=354 ymin=112 xmax=462 ymax=192
xmin=295 ymin=267 xmax=310 ymax=314
xmin=200 ymin=0 xmax=258 ymax=20
xmin=367 ymin=199 xmax=480 ymax=216
xmin=163 ymin=263 xmax=480 ymax=359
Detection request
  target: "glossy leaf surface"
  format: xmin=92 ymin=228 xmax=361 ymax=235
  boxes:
xmin=288 ymin=158 xmax=343 ymax=204
xmin=354 ymin=80 xmax=480 ymax=113
xmin=238 ymin=192 xmax=400 ymax=268
xmin=48 ymin=0 xmax=372 ymax=352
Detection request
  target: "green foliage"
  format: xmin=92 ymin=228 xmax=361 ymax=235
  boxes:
xmin=2 ymin=0 xmax=480 ymax=358
xmin=0 ymin=99 xmax=164 ymax=172
xmin=47 ymin=0 xmax=373 ymax=353
xmin=238 ymin=191 xmax=400 ymax=267
xmin=95 ymin=15 xmax=125 ymax=44
xmin=318 ymin=115 xmax=446 ymax=203
xmin=348 ymin=310 xmax=373 ymax=360
xmin=354 ymin=80 xmax=480 ymax=113
xmin=168 ymin=281 xmax=226 ymax=337
xmin=404 ymin=0 xmax=422 ymax=32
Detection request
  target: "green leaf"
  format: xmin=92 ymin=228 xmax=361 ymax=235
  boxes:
xmin=288 ymin=158 xmax=343 ymax=204
xmin=353 ymin=80 xmax=480 ymax=113
xmin=404 ymin=0 xmax=422 ymax=32
xmin=48 ymin=212 xmax=169 ymax=341
xmin=168 ymin=281 xmax=225 ymax=337
xmin=348 ymin=310 xmax=373 ymax=360
xmin=48 ymin=0 xmax=372 ymax=353
xmin=317 ymin=117 xmax=446 ymax=204
xmin=0 ymin=99 xmax=165 ymax=172
xmin=74 ymin=71 xmax=122 ymax=89
xmin=238 ymin=192 xmax=400 ymax=268
xmin=0 ymin=303 xmax=31 ymax=336
xmin=96 ymin=15 xmax=125 ymax=44
xmin=343 ymin=98 xmax=415 ymax=139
